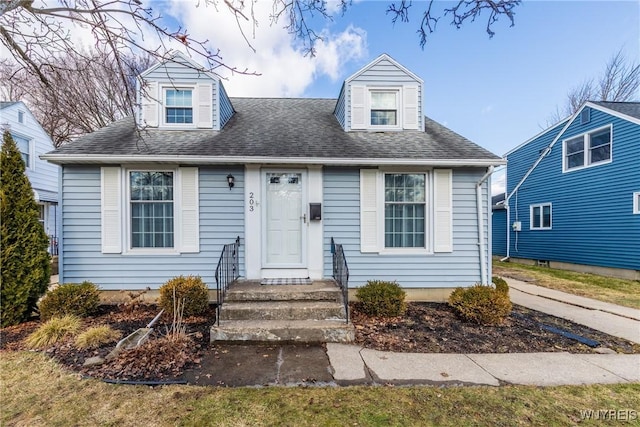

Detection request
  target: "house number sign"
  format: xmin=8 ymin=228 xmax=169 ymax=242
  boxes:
xmin=249 ymin=192 xmax=255 ymax=212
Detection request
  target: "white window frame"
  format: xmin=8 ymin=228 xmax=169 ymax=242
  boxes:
xmin=11 ymin=132 xmax=34 ymax=170
xmin=369 ymin=89 xmax=401 ymax=130
xmin=530 ymin=203 xmax=552 ymax=230
xmin=124 ymin=168 xmax=179 ymax=255
xmin=377 ymin=169 xmax=431 ymax=255
xmin=161 ymin=85 xmax=195 ymax=128
xmin=633 ymin=192 xmax=640 ymax=215
xmin=562 ymin=124 xmax=612 ymax=173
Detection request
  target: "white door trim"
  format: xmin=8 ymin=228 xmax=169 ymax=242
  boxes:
xmin=261 ymin=168 xmax=308 ymax=269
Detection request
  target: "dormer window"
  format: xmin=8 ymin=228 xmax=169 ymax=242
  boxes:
xmin=164 ymin=88 xmax=193 ymax=124
xmin=370 ymin=91 xmax=398 ymax=126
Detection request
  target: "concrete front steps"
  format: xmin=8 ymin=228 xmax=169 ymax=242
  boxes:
xmin=211 ymin=279 xmax=354 ymax=343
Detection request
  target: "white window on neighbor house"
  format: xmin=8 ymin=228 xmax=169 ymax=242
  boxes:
xmin=530 ymin=203 xmax=552 ymax=230
xmin=12 ymin=133 xmax=32 ymax=169
xmin=384 ymin=173 xmax=426 ymax=248
xmin=360 ymin=169 xmax=452 ymax=254
xmin=129 ymin=171 xmax=175 ymax=249
xmin=370 ymin=90 xmax=399 ymax=127
xmin=634 ymin=192 xmax=640 ymax=215
xmin=563 ymin=125 xmax=612 ymax=172
xmin=37 ymin=203 xmax=46 ymax=230
xmin=164 ymin=88 xmax=193 ymax=124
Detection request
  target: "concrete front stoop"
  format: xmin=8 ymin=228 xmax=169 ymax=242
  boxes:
xmin=211 ymin=279 xmax=354 ymax=343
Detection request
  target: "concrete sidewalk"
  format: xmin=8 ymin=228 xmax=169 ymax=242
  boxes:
xmin=326 ymin=344 xmax=640 ymax=386
xmin=504 ymin=277 xmax=640 ymax=344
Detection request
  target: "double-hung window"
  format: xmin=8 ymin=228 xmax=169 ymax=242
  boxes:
xmin=165 ymin=89 xmax=193 ymax=124
xmin=530 ymin=203 xmax=552 ymax=230
xmin=384 ymin=173 xmax=426 ymax=248
xmin=370 ymin=91 xmax=398 ymax=127
xmin=130 ymin=171 xmax=174 ymax=249
xmin=12 ymin=133 xmax=31 ymax=168
xmin=563 ymin=126 xmax=611 ymax=172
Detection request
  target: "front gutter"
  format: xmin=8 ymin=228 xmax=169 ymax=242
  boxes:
xmin=40 ymin=154 xmax=506 ymax=167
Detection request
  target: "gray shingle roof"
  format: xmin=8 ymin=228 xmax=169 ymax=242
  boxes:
xmin=47 ymin=98 xmax=501 ymax=164
xmin=593 ymin=101 xmax=640 ymax=120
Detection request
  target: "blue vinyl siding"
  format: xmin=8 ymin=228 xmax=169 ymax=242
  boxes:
xmin=143 ymin=56 xmax=220 ymax=129
xmin=323 ymin=167 xmax=489 ymax=288
xmin=492 ymin=208 xmax=507 ymax=256
xmin=345 ymin=58 xmax=423 ymax=131
xmin=506 ymin=107 xmax=640 ymax=270
xmin=334 ymin=85 xmax=346 ymax=128
xmin=61 ymin=165 xmax=244 ymax=289
xmin=219 ymin=82 xmax=234 ymax=128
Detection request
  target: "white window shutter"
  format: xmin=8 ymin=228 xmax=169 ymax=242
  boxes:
xmin=141 ymin=81 xmax=159 ymax=127
xmin=360 ymin=169 xmax=379 ymax=252
xmin=351 ymin=85 xmax=366 ymax=130
xmin=101 ymin=167 xmax=122 ymax=254
xmin=196 ymin=83 xmax=213 ymax=128
xmin=433 ymin=169 xmax=453 ymax=252
xmin=179 ymin=167 xmax=200 ymax=253
xmin=403 ymin=85 xmax=419 ymax=130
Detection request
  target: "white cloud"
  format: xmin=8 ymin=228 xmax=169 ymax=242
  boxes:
xmin=159 ymin=1 xmax=367 ymax=97
xmin=491 ymin=168 xmax=505 ymax=196
xmin=481 ymin=105 xmax=493 ymax=115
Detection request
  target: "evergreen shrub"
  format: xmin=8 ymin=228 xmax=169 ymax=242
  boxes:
xmin=39 ymin=281 xmax=101 ymax=320
xmin=356 ymin=280 xmax=407 ymax=317
xmin=159 ymin=275 xmax=209 ymax=317
xmin=448 ymin=284 xmax=512 ymax=325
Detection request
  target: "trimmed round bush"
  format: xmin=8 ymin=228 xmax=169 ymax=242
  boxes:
xmin=38 ymin=281 xmax=100 ymax=320
xmin=355 ymin=280 xmax=406 ymax=317
xmin=159 ymin=275 xmax=209 ymax=317
xmin=448 ymin=284 xmax=512 ymax=325
xmin=492 ymin=276 xmax=509 ymax=295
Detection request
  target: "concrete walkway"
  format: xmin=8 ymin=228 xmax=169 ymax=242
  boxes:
xmin=193 ymin=282 xmax=640 ymax=387
xmin=323 ymin=279 xmax=640 ymax=387
xmin=505 ymin=277 xmax=640 ymax=344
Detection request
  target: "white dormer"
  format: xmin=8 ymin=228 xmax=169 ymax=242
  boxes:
xmin=335 ymin=54 xmax=423 ymax=132
xmin=136 ymin=51 xmax=234 ymax=131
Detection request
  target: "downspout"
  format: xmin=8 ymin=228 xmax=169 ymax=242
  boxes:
xmin=501 ymin=203 xmax=510 ymax=262
xmin=476 ymin=166 xmax=494 ymax=285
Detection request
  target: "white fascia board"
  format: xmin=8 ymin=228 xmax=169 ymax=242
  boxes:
xmin=40 ymin=154 xmax=506 ymax=167
xmin=585 ymin=101 xmax=640 ymax=126
xmin=503 ymin=118 xmax=570 ymax=158
xmin=345 ymin=53 xmax=424 ymax=85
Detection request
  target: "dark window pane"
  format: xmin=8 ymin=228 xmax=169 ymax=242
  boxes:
xmin=542 ymin=205 xmax=551 ymax=228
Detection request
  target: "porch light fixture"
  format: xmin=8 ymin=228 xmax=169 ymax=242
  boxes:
xmin=227 ymin=174 xmax=235 ymax=190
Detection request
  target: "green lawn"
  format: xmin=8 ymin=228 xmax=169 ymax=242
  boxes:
xmin=2 ymin=352 xmax=639 ymax=426
xmin=493 ymin=260 xmax=640 ymax=309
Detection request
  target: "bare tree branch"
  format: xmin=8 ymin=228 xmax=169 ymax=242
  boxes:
xmin=548 ymin=48 xmax=640 ymax=125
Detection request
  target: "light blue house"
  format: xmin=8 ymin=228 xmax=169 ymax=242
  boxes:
xmin=43 ymin=52 xmax=503 ymax=299
xmin=501 ymin=101 xmax=640 ymax=280
xmin=1 ymin=101 xmax=60 ymax=254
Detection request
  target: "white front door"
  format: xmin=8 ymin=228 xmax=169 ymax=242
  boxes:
xmin=264 ymin=171 xmax=306 ymax=267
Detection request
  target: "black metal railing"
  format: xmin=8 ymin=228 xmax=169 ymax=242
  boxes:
xmin=331 ymin=237 xmax=350 ymax=324
xmin=49 ymin=235 xmax=58 ymax=256
xmin=215 ymin=236 xmax=240 ymax=326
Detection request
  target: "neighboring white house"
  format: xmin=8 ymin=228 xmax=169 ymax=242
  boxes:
xmin=1 ymin=101 xmax=60 ymax=254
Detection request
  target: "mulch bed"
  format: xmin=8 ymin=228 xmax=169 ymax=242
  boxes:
xmin=1 ymin=301 xmax=638 ymax=382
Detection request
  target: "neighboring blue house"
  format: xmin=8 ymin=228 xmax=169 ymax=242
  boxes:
xmin=491 ymin=193 xmax=507 ymax=257
xmin=43 ymin=51 xmax=503 ymax=298
xmin=501 ymin=101 xmax=640 ymax=280
xmin=1 ymin=101 xmax=60 ymax=254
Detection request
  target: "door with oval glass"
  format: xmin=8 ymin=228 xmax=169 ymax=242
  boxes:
xmin=264 ymin=171 xmax=306 ymax=267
